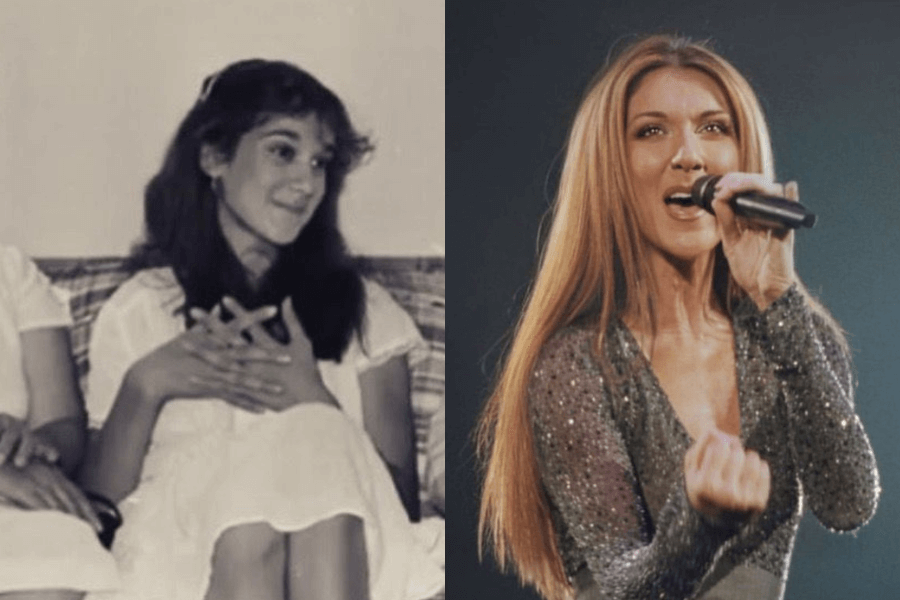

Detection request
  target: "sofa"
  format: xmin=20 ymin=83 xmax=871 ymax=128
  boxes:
xmin=36 ymin=254 xmax=445 ymax=598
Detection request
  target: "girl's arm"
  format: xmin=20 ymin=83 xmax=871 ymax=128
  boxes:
xmin=78 ymin=305 xmax=167 ymax=503
xmin=79 ymin=368 xmax=164 ymax=503
xmin=360 ymin=355 xmax=420 ymax=521
xmin=80 ymin=298 xmax=288 ymax=503
xmin=22 ymin=327 xmax=86 ymax=475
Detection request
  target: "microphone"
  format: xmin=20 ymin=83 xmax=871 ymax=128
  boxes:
xmin=691 ymin=175 xmax=817 ymax=229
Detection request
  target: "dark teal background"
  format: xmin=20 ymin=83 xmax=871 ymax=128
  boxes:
xmin=447 ymin=1 xmax=900 ymax=597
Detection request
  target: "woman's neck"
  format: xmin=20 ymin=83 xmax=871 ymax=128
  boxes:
xmin=624 ymin=248 xmax=729 ymax=341
xmin=217 ymin=205 xmax=279 ymax=290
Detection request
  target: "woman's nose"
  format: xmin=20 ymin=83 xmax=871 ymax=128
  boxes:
xmin=288 ymin=166 xmax=315 ymax=193
xmin=670 ymin=134 xmax=704 ymax=171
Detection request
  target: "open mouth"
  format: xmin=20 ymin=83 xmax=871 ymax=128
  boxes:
xmin=272 ymin=200 xmax=307 ymax=216
xmin=663 ymin=193 xmax=695 ymax=207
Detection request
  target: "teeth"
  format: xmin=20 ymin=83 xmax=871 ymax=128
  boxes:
xmin=665 ymin=193 xmax=694 ymax=206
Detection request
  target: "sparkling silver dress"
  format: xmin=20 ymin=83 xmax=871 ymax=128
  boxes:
xmin=529 ymin=287 xmax=879 ymax=600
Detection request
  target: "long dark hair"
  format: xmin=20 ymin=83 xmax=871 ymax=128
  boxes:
xmin=131 ymin=59 xmax=373 ymax=361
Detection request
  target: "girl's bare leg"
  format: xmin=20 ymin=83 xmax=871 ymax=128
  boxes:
xmin=204 ymin=522 xmax=286 ymax=600
xmin=0 ymin=592 xmax=83 ymax=600
xmin=204 ymin=515 xmax=369 ymax=600
xmin=287 ymin=514 xmax=369 ymax=600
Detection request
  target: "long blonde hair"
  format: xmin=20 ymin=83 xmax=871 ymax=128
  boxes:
xmin=477 ymin=35 xmax=842 ymax=600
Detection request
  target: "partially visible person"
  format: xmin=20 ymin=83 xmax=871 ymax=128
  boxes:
xmin=0 ymin=244 xmax=118 ymax=600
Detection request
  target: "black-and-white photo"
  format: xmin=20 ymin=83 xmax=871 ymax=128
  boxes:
xmin=0 ymin=1 xmax=444 ymax=598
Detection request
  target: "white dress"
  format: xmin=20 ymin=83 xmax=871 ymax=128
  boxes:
xmin=0 ymin=244 xmax=119 ymax=593
xmin=85 ymin=268 xmax=444 ymax=600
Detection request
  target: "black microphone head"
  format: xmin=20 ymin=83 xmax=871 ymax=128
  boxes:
xmin=691 ymin=175 xmax=721 ymax=212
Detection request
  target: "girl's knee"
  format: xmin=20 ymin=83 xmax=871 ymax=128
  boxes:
xmin=212 ymin=521 xmax=285 ymax=568
xmin=291 ymin=514 xmax=364 ymax=548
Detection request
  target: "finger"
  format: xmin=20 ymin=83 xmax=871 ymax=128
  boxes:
xmin=181 ymin=339 xmax=251 ymax=374
xmin=221 ymin=297 xmax=280 ymax=349
xmin=33 ymin=442 xmax=60 ymax=465
xmin=22 ymin=477 xmax=63 ymax=511
xmin=710 ymin=191 xmax=741 ymax=248
xmin=13 ymin=432 xmax=36 ymax=468
xmin=189 ymin=374 xmax=283 ymax=399
xmin=716 ymin=172 xmax=784 ymax=199
xmin=699 ymin=432 xmax=730 ymax=477
xmin=222 ymin=345 xmax=292 ymax=365
xmin=190 ymin=306 xmax=248 ymax=348
xmin=45 ymin=476 xmax=82 ymax=518
xmin=187 ymin=375 xmax=269 ymax=413
xmin=56 ymin=476 xmax=103 ymax=531
xmin=281 ymin=297 xmax=310 ymax=344
xmin=7 ymin=486 xmax=53 ymax=511
xmin=720 ymin=442 xmax=746 ymax=508
xmin=698 ymin=433 xmax=740 ymax=505
xmin=784 ymin=181 xmax=799 ymax=202
xmin=221 ymin=297 xmax=278 ymax=331
xmin=736 ymin=450 xmax=762 ymax=512
xmin=686 ymin=429 xmax=716 ymax=474
xmin=191 ymin=372 xmax=296 ymax=412
xmin=30 ymin=465 xmax=97 ymax=526
xmin=281 ymin=296 xmax=306 ymax=340
xmin=0 ymin=430 xmax=21 ymax=465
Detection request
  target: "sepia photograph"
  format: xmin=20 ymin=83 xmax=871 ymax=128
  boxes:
xmin=0 ymin=0 xmax=444 ymax=598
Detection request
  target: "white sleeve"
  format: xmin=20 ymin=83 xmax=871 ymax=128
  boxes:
xmin=0 ymin=245 xmax=71 ymax=331
xmin=354 ymin=279 xmax=425 ymax=372
xmin=85 ymin=296 xmax=140 ymax=429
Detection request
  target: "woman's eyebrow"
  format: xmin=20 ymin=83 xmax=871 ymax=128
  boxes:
xmin=628 ymin=110 xmax=667 ymax=123
xmin=260 ymin=129 xmax=301 ymax=140
xmin=259 ymin=129 xmax=336 ymax=151
xmin=697 ymin=109 xmax=730 ymax=119
xmin=629 ymin=108 xmax=729 ymax=123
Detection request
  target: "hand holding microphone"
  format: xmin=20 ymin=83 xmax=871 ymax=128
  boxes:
xmin=707 ymin=173 xmax=799 ymax=310
xmin=692 ymin=174 xmax=816 ymax=230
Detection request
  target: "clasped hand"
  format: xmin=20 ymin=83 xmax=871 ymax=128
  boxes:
xmin=0 ymin=415 xmax=98 ymax=530
xmin=130 ymin=296 xmax=332 ymax=413
xmin=710 ymin=173 xmax=799 ymax=310
xmin=684 ymin=429 xmax=771 ymax=521
xmin=0 ymin=459 xmax=102 ymax=532
xmin=0 ymin=413 xmax=60 ymax=467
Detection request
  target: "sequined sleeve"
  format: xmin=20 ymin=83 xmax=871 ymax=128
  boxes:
xmin=736 ymin=286 xmax=879 ymax=530
xmin=529 ymin=328 xmax=739 ymax=599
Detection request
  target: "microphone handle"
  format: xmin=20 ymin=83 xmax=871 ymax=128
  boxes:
xmin=730 ymin=193 xmax=817 ymax=229
xmin=692 ymin=175 xmax=816 ymax=229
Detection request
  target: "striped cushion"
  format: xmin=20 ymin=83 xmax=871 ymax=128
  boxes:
xmin=36 ymin=256 xmax=446 ymax=518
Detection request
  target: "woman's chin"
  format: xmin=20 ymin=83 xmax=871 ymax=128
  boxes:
xmin=648 ymin=232 xmax=721 ymax=265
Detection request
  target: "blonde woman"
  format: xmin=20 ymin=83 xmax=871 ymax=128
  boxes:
xmin=478 ymin=36 xmax=879 ymax=600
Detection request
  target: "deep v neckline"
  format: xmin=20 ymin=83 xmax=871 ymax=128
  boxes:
xmin=616 ymin=318 xmax=747 ymax=446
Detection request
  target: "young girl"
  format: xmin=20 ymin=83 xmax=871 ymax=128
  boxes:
xmin=0 ymin=244 xmax=117 ymax=599
xmin=80 ymin=60 xmax=444 ymax=600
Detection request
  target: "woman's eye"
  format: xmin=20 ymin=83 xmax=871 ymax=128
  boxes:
xmin=269 ymin=143 xmax=297 ymax=162
xmin=701 ymin=121 xmax=731 ymax=135
xmin=311 ymin=156 xmax=332 ymax=170
xmin=636 ymin=125 xmax=663 ymax=138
